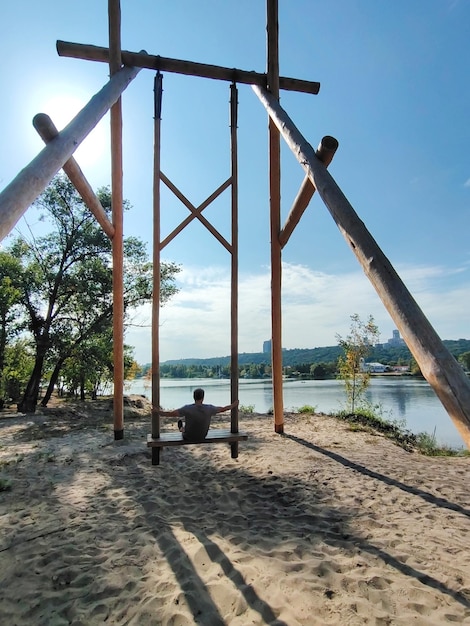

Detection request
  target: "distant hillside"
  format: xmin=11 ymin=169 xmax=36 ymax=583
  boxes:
xmin=159 ymin=338 xmax=470 ymax=368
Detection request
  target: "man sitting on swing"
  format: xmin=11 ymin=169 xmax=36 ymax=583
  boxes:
xmin=156 ymin=388 xmax=238 ymax=442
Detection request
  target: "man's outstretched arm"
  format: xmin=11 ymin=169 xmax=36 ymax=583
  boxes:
xmin=153 ymin=406 xmax=180 ymax=417
xmin=215 ymin=399 xmax=239 ymax=414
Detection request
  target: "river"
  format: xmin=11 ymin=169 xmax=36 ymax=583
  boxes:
xmin=124 ymin=376 xmax=466 ymax=449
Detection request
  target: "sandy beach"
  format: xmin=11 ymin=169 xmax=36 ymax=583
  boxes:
xmin=1 ymin=396 xmax=469 ymax=625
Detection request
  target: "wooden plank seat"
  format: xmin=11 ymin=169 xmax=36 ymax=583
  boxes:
xmin=147 ymin=429 xmax=248 ymax=465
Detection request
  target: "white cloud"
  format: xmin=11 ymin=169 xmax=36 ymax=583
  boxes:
xmin=126 ymin=261 xmax=470 ymax=363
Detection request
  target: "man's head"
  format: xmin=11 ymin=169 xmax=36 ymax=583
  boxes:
xmin=193 ymin=388 xmax=205 ymax=402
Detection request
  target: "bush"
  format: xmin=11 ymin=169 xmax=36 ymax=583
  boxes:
xmin=0 ymin=477 xmax=12 ymax=492
xmin=297 ymin=405 xmax=317 ymax=414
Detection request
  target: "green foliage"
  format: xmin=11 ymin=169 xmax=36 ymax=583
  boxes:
xmin=336 ymin=314 xmax=380 ymax=413
xmin=0 ymin=252 xmax=24 ymax=406
xmin=58 ymin=329 xmax=137 ymax=400
xmin=4 ymin=174 xmax=181 ymax=410
xmin=297 ymin=405 xmax=317 ymax=414
xmin=152 ymin=339 xmax=470 ymax=377
xmin=2 ymin=339 xmax=35 ymax=403
xmin=239 ymin=404 xmax=255 ymax=414
xmin=0 ymin=477 xmax=12 ymax=492
xmin=335 ymin=408 xmax=468 ymax=456
xmin=459 ymin=351 xmax=470 ymax=371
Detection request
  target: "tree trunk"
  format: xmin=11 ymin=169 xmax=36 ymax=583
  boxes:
xmin=17 ymin=355 xmax=45 ymax=413
xmin=0 ymin=320 xmax=6 ymax=407
xmin=40 ymin=357 xmax=66 ymax=407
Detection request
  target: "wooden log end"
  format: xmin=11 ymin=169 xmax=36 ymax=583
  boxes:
xmin=33 ymin=114 xmax=59 ymax=142
xmin=316 ymin=136 xmax=339 ymax=167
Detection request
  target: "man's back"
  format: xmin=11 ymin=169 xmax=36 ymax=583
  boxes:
xmin=179 ymin=403 xmax=217 ymax=441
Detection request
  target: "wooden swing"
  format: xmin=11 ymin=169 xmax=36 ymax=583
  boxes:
xmin=147 ymin=430 xmax=248 ymax=467
xmin=146 ymin=76 xmax=247 ymax=465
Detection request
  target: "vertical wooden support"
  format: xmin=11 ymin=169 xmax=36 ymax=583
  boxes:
xmin=230 ymin=82 xmax=240 ymax=458
xmin=148 ymin=80 xmax=241 ymax=460
xmin=152 ymin=72 xmax=163 ymax=440
xmin=267 ymin=0 xmax=284 ymax=433
xmin=109 ymin=0 xmax=124 ymax=440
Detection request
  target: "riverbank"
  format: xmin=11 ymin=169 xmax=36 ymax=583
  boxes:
xmin=125 ymin=377 xmax=466 ymax=449
xmin=1 ymin=396 xmax=469 ymax=624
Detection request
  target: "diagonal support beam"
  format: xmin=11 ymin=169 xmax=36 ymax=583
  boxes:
xmin=252 ymin=82 xmax=470 ymax=449
xmin=0 ymin=61 xmax=142 ymax=242
xmin=33 ymin=113 xmax=115 ymax=240
xmin=279 ymin=135 xmax=338 ymax=249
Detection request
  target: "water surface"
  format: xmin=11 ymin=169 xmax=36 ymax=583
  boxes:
xmin=124 ymin=376 xmax=465 ymax=449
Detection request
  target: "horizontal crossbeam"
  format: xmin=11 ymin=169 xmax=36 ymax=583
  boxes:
xmin=56 ymin=40 xmax=320 ymax=95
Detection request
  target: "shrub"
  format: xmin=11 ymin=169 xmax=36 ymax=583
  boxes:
xmin=297 ymin=405 xmax=317 ymax=414
xmin=0 ymin=477 xmax=12 ymax=492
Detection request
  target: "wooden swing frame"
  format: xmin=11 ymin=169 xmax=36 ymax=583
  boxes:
xmin=1 ymin=0 xmax=470 ymax=458
xmin=146 ymin=75 xmax=247 ymax=465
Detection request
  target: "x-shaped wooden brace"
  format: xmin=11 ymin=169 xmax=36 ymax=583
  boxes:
xmin=159 ymin=172 xmax=233 ymax=253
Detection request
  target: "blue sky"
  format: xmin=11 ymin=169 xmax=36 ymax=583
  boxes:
xmin=1 ymin=1 xmax=469 ymax=363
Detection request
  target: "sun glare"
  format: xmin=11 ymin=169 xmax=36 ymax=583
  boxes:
xmin=41 ymin=94 xmax=108 ymax=171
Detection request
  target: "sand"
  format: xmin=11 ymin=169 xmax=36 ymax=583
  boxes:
xmin=0 ymin=395 xmax=469 ymax=626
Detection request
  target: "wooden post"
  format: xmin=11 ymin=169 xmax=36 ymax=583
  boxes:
xmin=33 ymin=113 xmax=115 ymax=239
xmin=279 ymin=136 xmax=338 ymax=249
xmin=0 ymin=62 xmax=141 ymax=242
xmin=267 ymin=0 xmax=284 ymax=434
xmin=252 ymin=83 xmax=470 ymax=449
xmin=152 ymin=72 xmax=163 ymax=439
xmin=230 ymin=82 xmax=240 ymax=458
xmin=109 ymin=0 xmax=124 ymax=440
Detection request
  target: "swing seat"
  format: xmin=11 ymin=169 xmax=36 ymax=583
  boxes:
xmin=147 ymin=429 xmax=248 ymax=465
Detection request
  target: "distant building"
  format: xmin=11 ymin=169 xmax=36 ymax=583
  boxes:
xmin=360 ymin=358 xmax=388 ymax=373
xmin=263 ymin=340 xmax=272 ymax=354
xmin=376 ymin=329 xmax=406 ymax=349
xmin=388 ymin=329 xmax=405 ymax=346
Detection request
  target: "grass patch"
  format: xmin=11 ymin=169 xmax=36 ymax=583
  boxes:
xmin=0 ymin=477 xmax=12 ymax=492
xmin=297 ymin=405 xmax=317 ymax=414
xmin=239 ymin=404 xmax=255 ymax=414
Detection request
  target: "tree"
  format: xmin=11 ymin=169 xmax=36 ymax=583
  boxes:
xmin=8 ymin=175 xmax=180 ymax=412
xmin=336 ymin=314 xmax=380 ymax=413
xmin=459 ymin=351 xmax=470 ymax=372
xmin=58 ymin=329 xmax=136 ymax=400
xmin=0 ymin=253 xmax=23 ymax=407
xmin=2 ymin=339 xmax=35 ymax=403
xmin=311 ymin=363 xmax=327 ymax=379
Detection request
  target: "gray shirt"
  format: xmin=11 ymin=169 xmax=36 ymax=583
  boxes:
xmin=178 ymin=403 xmax=218 ymax=441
